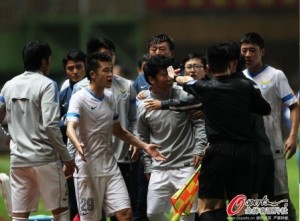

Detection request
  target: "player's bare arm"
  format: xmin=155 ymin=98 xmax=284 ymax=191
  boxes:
xmin=66 ymin=121 xmax=86 ymax=162
xmin=284 ymin=102 xmax=299 ymax=159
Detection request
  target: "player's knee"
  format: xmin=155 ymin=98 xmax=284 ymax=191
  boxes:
xmin=53 ymin=209 xmax=70 ymax=221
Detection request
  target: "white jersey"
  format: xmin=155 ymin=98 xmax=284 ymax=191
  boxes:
xmin=66 ymin=87 xmax=119 ymax=177
xmin=73 ymin=75 xmax=137 ymax=163
xmin=60 ymin=79 xmax=70 ymax=92
xmin=243 ymin=65 xmax=297 ymax=158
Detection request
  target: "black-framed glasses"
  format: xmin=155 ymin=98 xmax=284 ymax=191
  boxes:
xmin=185 ymin=64 xmax=204 ymax=70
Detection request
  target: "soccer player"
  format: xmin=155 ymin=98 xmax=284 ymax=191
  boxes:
xmin=0 ymin=40 xmax=76 ymax=221
xmin=70 ymin=37 xmax=140 ymax=220
xmin=66 ymin=52 xmax=165 ymax=221
xmin=137 ymin=55 xmax=203 ymax=221
xmin=133 ymin=34 xmax=180 ymax=221
xmin=59 ymin=49 xmax=86 ymax=220
xmin=240 ymin=32 xmax=299 ymax=221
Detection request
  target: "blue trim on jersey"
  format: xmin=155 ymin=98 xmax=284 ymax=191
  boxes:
xmin=130 ymin=98 xmax=136 ymax=105
xmin=0 ymin=96 xmax=5 ymax=104
xmin=73 ymin=84 xmax=78 ymax=94
xmin=282 ymin=93 xmax=295 ymax=103
xmin=84 ymin=87 xmax=104 ymax=101
xmin=186 ymin=80 xmax=197 ymax=85
xmin=247 ymin=65 xmax=268 ymax=78
xmin=66 ymin=112 xmax=80 ymax=119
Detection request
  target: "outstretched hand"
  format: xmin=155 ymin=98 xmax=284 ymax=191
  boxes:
xmin=144 ymin=144 xmax=166 ymax=161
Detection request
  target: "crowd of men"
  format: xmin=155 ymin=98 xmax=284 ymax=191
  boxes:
xmin=0 ymin=32 xmax=298 ymax=221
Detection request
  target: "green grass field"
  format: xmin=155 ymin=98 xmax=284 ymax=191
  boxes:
xmin=0 ymin=153 xmax=299 ymax=220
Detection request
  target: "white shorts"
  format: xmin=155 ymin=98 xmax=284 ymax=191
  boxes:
xmin=75 ymin=170 xmax=130 ymax=221
xmin=147 ymin=167 xmax=198 ymax=215
xmin=273 ymin=157 xmax=289 ymax=195
xmin=10 ymin=161 xmax=68 ymax=213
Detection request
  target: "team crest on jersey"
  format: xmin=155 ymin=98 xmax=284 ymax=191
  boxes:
xmin=119 ymin=89 xmax=128 ymax=99
xmin=260 ymin=80 xmax=270 ymax=89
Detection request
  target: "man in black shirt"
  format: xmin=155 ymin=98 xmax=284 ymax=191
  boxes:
xmin=169 ymin=42 xmax=271 ymax=221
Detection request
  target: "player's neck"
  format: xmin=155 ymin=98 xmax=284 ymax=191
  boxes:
xmin=213 ymin=69 xmax=230 ymax=77
xmin=88 ymin=84 xmax=104 ymax=98
xmin=247 ymin=62 xmax=264 ymax=75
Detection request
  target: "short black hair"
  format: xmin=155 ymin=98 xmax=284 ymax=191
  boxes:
xmin=240 ymin=32 xmax=265 ymax=49
xmin=62 ymin=49 xmax=86 ymax=69
xmin=143 ymin=55 xmax=173 ymax=85
xmin=137 ymin=54 xmax=149 ymax=69
xmin=181 ymin=53 xmax=207 ymax=70
xmin=86 ymin=37 xmax=116 ymax=55
xmin=86 ymin=52 xmax=112 ymax=81
xmin=222 ymin=41 xmax=245 ymax=73
xmin=146 ymin=34 xmax=175 ymax=52
xmin=22 ymin=40 xmax=51 ymax=72
xmin=207 ymin=43 xmax=230 ymax=73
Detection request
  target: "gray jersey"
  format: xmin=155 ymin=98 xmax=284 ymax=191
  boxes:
xmin=137 ymin=85 xmax=202 ymax=173
xmin=109 ymin=75 xmax=137 ymax=163
xmin=73 ymin=75 xmax=137 ymax=163
xmin=0 ymin=71 xmax=71 ymax=167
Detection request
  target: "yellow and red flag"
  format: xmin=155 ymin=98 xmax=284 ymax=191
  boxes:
xmin=170 ymin=164 xmax=201 ymax=221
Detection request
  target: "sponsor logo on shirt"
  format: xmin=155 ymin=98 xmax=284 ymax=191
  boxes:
xmin=119 ymin=89 xmax=128 ymax=99
xmin=260 ymin=80 xmax=270 ymax=89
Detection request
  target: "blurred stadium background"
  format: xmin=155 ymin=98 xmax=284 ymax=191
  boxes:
xmin=0 ymin=0 xmax=298 ymax=89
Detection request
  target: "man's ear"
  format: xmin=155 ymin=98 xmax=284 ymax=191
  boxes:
xmin=206 ymin=64 xmax=210 ymax=72
xmin=229 ymin=60 xmax=238 ymax=72
xmin=148 ymin=76 xmax=155 ymax=85
xmin=89 ymin=70 xmax=96 ymax=80
xmin=41 ymin=59 xmax=47 ymax=68
xmin=261 ymin=48 xmax=265 ymax=57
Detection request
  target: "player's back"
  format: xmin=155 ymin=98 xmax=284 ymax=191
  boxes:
xmin=1 ymin=71 xmax=61 ymax=167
